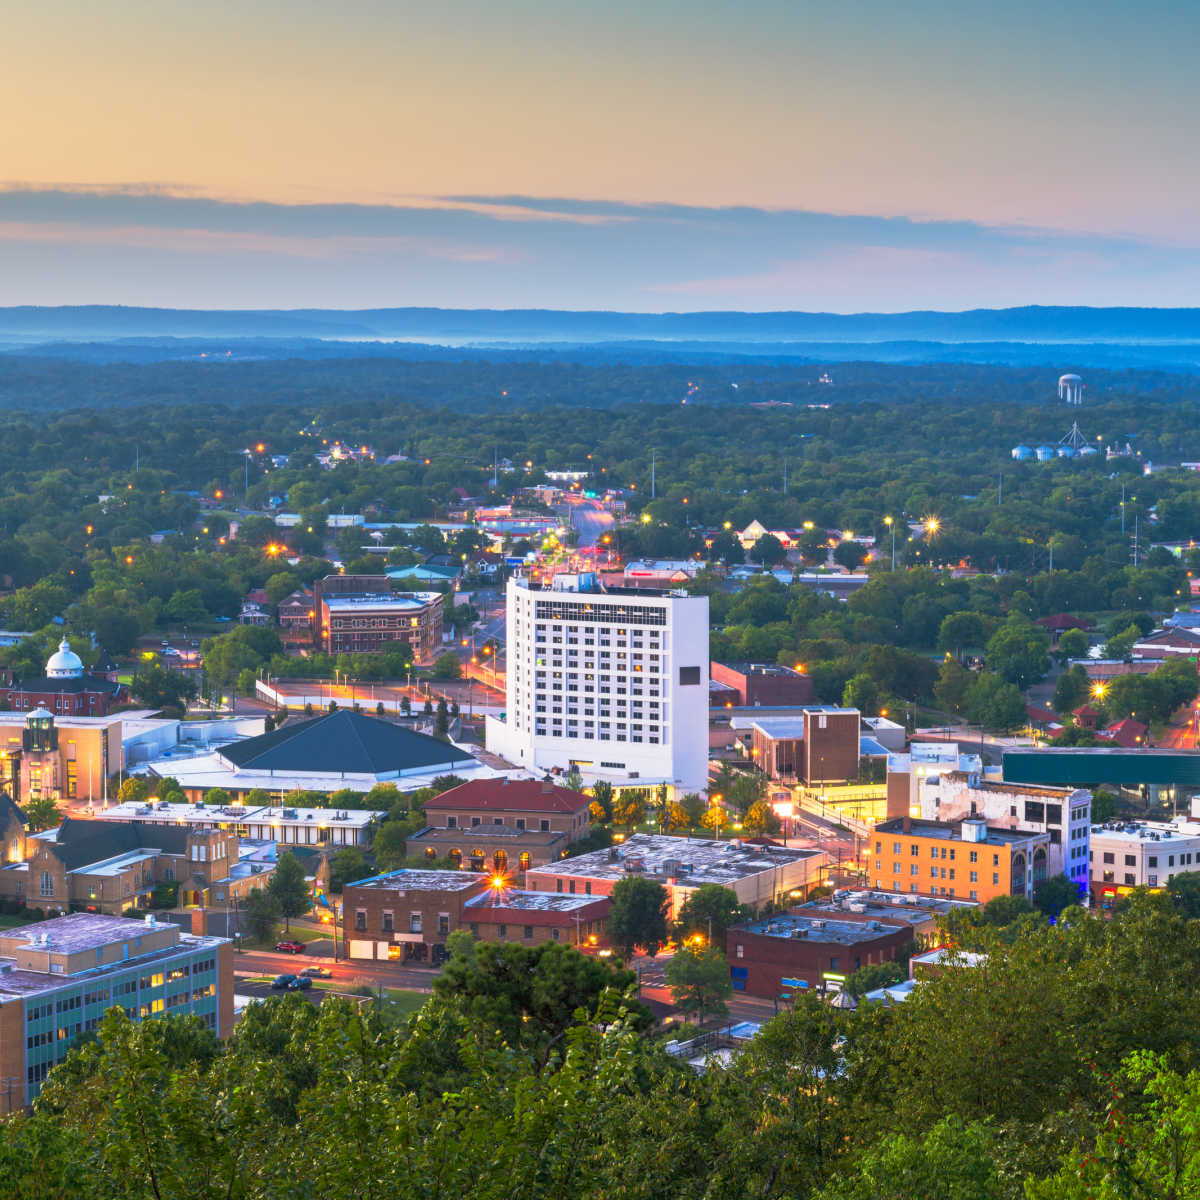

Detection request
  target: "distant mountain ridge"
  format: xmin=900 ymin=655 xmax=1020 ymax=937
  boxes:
xmin=8 ymin=304 xmax=1200 ymax=345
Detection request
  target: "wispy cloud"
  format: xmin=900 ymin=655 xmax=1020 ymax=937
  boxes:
xmin=0 ymin=185 xmax=1197 ymax=310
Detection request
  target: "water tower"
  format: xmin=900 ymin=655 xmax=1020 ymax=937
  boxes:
xmin=1058 ymin=373 xmax=1084 ymax=405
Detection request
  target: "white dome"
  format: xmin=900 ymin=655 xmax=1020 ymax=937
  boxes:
xmin=45 ymin=638 xmax=84 ymax=679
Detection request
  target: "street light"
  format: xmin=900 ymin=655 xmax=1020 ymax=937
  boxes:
xmin=884 ymin=515 xmax=896 ymax=569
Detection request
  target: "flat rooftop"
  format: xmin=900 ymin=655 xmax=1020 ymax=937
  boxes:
xmin=346 ymin=868 xmax=489 ymax=892
xmin=737 ymin=912 xmax=904 ymax=945
xmin=1090 ymin=820 xmax=1200 ymax=844
xmin=408 ymin=826 xmax=567 ymax=846
xmin=89 ymin=800 xmax=380 ymax=828
xmin=803 ymin=889 xmax=978 ymax=923
xmin=875 ymin=818 xmax=1041 ymax=847
xmin=464 ymin=889 xmax=606 ymax=914
xmin=323 ymin=593 xmax=440 ymax=611
xmin=533 ymin=834 xmax=818 ymax=887
xmin=0 ymin=912 xmax=167 ymax=955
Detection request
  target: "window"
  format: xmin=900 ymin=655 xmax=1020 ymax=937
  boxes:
xmin=523 ymin=925 xmax=534 ymax=939
xmin=409 ymin=913 xmax=422 ymax=934
xmin=438 ymin=914 xmax=449 ymax=935
xmin=969 ymin=851 xmax=978 ymax=863
xmin=1124 ymin=873 xmax=1136 ymax=886
xmin=446 ymin=816 xmax=457 ymax=828
xmin=735 ymin=944 xmax=743 ymax=959
xmin=1103 ymin=852 xmax=1115 ymax=864
xmin=39 ymin=872 xmax=53 ymax=898
xmin=679 ymin=666 xmax=701 ymax=685
xmin=1149 ymin=856 xmax=1158 ymax=868
xmin=354 ymin=909 xmax=367 ymax=932
xmin=1124 ymin=855 xmax=1136 ymax=867
xmin=497 ymin=924 xmax=507 ymax=939
xmin=382 ymin=911 xmax=394 ymax=933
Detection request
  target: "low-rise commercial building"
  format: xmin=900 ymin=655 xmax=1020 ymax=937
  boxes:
xmin=405 ymin=825 xmax=569 ymax=874
xmin=342 ymin=869 xmax=491 ymax=964
xmin=314 ymin=575 xmax=443 ymax=663
xmin=911 ymin=770 xmax=1091 ymax=895
xmin=710 ymin=663 xmax=815 ymax=708
xmin=867 ymin=815 xmax=1051 ymax=903
xmin=0 ymin=913 xmax=232 ymax=1109
xmin=0 ymin=708 xmax=122 ymax=805
xmin=421 ymin=778 xmax=593 ymax=842
xmin=799 ymin=888 xmax=977 ymax=948
xmin=747 ymin=709 xmax=860 ymax=784
xmin=524 ymin=833 xmax=825 ymax=918
xmin=1089 ymin=819 xmax=1200 ymax=907
xmin=463 ymin=888 xmax=610 ymax=948
xmin=87 ymin=798 xmax=380 ymax=848
xmin=726 ymin=912 xmax=914 ymax=999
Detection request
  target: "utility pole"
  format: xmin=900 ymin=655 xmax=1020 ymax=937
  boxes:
xmin=1134 ymin=513 xmax=1140 ymax=566
xmin=998 ymin=473 xmax=1002 ymax=505
xmin=783 ymin=457 xmax=788 ymax=494
xmin=651 ymin=448 xmax=656 ymax=500
xmin=1121 ymin=483 xmax=1126 ymax=535
xmin=1048 ymin=538 xmax=1053 ymax=573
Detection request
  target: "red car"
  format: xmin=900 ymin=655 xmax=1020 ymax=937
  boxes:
xmin=274 ymin=940 xmax=305 ymax=954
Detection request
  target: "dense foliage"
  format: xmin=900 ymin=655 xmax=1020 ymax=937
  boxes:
xmin=6 ymin=892 xmax=1200 ymax=1197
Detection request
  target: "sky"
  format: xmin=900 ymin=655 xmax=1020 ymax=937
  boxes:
xmin=3 ymin=0 xmax=1199 ymax=312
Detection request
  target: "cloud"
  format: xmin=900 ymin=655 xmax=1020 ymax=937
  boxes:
xmin=0 ymin=185 xmax=1197 ymax=310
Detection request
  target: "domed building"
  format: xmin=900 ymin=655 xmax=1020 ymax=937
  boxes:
xmin=0 ymin=639 xmax=128 ymax=716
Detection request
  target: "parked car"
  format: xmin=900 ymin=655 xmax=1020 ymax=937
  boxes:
xmin=287 ymin=976 xmax=313 ymax=991
xmin=274 ymin=940 xmax=305 ymax=954
xmin=270 ymin=974 xmax=296 ymax=990
xmin=300 ymin=966 xmax=332 ymax=979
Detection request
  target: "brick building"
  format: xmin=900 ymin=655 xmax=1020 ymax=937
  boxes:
xmin=747 ymin=708 xmax=861 ymax=784
xmin=525 ymin=833 xmax=824 ymax=919
xmin=0 ymin=640 xmax=128 ymax=717
xmin=277 ymin=589 xmax=315 ymax=649
xmin=710 ymin=662 xmax=815 ymax=708
xmin=343 ymin=868 xmax=491 ymax=964
xmin=422 ymin=778 xmax=593 ymax=840
xmin=0 ymin=913 xmax=232 ymax=1109
xmin=867 ymin=815 xmax=1051 ymax=903
xmin=314 ymin=575 xmax=443 ymax=663
xmin=463 ymin=888 xmax=611 ymax=948
xmin=405 ymin=825 xmax=569 ymax=874
xmin=726 ymin=911 xmax=914 ymax=999
xmin=0 ymin=818 xmax=282 ymax=916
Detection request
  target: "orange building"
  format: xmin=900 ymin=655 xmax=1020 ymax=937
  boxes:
xmin=866 ymin=815 xmax=1050 ymax=904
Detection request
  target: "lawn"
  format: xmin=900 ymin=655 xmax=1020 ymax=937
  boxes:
xmin=0 ymin=914 xmax=36 ymax=930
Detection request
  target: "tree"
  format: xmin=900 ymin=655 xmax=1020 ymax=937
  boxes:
xmin=664 ymin=945 xmax=732 ymax=1022
xmin=743 ymin=799 xmax=781 ymax=837
xmin=608 ymin=875 xmax=670 ymax=958
xmin=749 ymin=532 xmax=786 ymax=566
xmin=679 ymin=791 xmax=707 ymax=829
xmin=1033 ymin=873 xmax=1082 ymax=919
xmin=842 ymin=671 xmax=880 ymax=716
xmin=129 ymin=664 xmax=196 ymax=711
xmin=329 ymin=846 xmax=366 ymax=893
xmin=22 ymin=795 xmax=62 ymax=832
xmin=116 ymin=776 xmax=150 ymax=805
xmin=612 ymin=788 xmax=646 ymax=829
xmin=673 ymin=884 xmax=747 ymax=945
xmin=166 ymin=588 xmax=208 ymax=625
xmin=833 ymin=539 xmax=867 ymax=570
xmin=985 ymin=619 xmax=1050 ymax=689
xmin=846 ymin=960 xmax=905 ymax=998
xmin=937 ymin=611 xmax=988 ymax=659
xmin=242 ymin=887 xmax=282 ymax=943
xmin=1053 ymin=664 xmax=1089 ymax=715
xmin=434 ymin=697 xmax=450 ymax=740
xmin=589 ymin=780 xmax=614 ymax=822
xmin=814 ymin=1117 xmax=1001 ymax=1200
xmin=433 ymin=939 xmax=650 ymax=1053
xmin=1056 ymin=627 xmax=1089 ymax=660
xmin=727 ymin=770 xmax=767 ymax=814
xmin=963 ymin=671 xmax=1026 ymax=732
xmin=400 ymin=695 xmax=411 ymax=716
xmin=372 ymin=821 xmax=412 ymax=870
xmin=431 ymin=653 xmax=463 ymax=681
xmin=934 ymin=657 xmax=972 ymax=715
xmin=708 ymin=530 xmax=744 ymax=565
xmin=267 ymin=851 xmax=311 ymax=931
xmin=205 ymin=787 xmax=231 ymax=807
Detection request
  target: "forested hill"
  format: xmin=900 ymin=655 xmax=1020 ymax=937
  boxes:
xmin=8 ymin=303 xmax=1200 ymax=346
xmin=1 ymin=354 xmax=1198 ymax=414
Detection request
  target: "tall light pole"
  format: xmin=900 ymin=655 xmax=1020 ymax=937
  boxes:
xmin=884 ymin=516 xmax=895 ymax=570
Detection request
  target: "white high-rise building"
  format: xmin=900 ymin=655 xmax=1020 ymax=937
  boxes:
xmin=486 ymin=573 xmax=709 ymax=794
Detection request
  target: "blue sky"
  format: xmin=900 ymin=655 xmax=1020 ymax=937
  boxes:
xmin=2 ymin=2 xmax=1198 ymax=310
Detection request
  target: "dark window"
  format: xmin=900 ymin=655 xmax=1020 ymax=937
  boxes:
xmin=1045 ymin=803 xmax=1062 ymax=824
xmin=679 ymin=666 xmax=701 ymax=686
xmin=1024 ymin=801 xmax=1045 ymax=823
